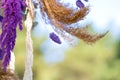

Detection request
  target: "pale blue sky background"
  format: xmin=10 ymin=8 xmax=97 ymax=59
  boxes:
xmin=87 ymin=0 xmax=120 ymax=36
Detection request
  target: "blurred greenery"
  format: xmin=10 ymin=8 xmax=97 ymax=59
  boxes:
xmin=14 ymin=27 xmax=120 ymax=80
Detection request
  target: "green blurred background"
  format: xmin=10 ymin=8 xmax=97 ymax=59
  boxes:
xmin=14 ymin=26 xmax=120 ymax=80
xmin=14 ymin=0 xmax=120 ymax=80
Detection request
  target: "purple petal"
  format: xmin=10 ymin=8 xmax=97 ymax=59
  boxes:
xmin=49 ymin=32 xmax=62 ymax=44
xmin=76 ymin=0 xmax=85 ymax=8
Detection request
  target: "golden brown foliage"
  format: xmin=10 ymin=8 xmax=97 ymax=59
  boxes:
xmin=40 ymin=0 xmax=107 ymax=43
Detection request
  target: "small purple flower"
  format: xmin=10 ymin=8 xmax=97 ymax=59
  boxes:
xmin=76 ymin=0 xmax=85 ymax=8
xmin=49 ymin=32 xmax=62 ymax=44
xmin=76 ymin=0 xmax=88 ymax=8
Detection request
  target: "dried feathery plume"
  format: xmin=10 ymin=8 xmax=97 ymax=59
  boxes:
xmin=41 ymin=0 xmax=89 ymax=25
xmin=64 ymin=26 xmax=108 ymax=44
xmin=40 ymin=0 xmax=107 ymax=44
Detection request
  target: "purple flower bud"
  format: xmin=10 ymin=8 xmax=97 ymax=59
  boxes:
xmin=49 ymin=32 xmax=62 ymax=44
xmin=0 ymin=49 xmax=2 ymax=60
xmin=76 ymin=0 xmax=85 ymax=8
xmin=84 ymin=0 xmax=88 ymax=2
xmin=20 ymin=0 xmax=27 ymax=12
xmin=0 ymin=15 xmax=3 ymax=22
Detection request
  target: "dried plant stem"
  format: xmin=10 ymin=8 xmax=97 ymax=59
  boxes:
xmin=23 ymin=12 xmax=33 ymax=80
xmin=23 ymin=0 xmax=34 ymax=80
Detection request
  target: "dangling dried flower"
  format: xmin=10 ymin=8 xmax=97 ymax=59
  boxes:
xmin=76 ymin=0 xmax=85 ymax=8
xmin=0 ymin=0 xmax=26 ymax=70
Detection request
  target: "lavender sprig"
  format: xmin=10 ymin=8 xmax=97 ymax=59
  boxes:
xmin=0 ymin=0 xmax=26 ymax=70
